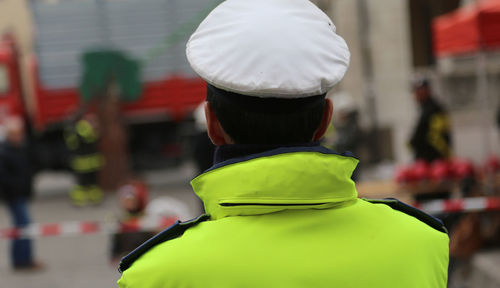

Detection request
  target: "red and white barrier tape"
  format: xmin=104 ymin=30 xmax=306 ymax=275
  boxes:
xmin=414 ymin=197 xmax=500 ymax=215
xmin=2 ymin=197 xmax=500 ymax=239
xmin=0 ymin=216 xmax=178 ymax=240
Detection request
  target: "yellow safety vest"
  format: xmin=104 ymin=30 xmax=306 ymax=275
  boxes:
xmin=118 ymin=146 xmax=449 ymax=288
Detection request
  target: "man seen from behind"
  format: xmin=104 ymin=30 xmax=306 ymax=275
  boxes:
xmin=118 ymin=1 xmax=449 ymax=287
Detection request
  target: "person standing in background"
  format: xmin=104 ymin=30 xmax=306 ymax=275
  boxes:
xmin=64 ymin=114 xmax=104 ymax=206
xmin=331 ymin=92 xmax=361 ymax=155
xmin=0 ymin=117 xmax=44 ymax=271
xmin=110 ymin=180 xmax=154 ymax=265
xmin=409 ymin=78 xmax=452 ymax=162
xmin=329 ymin=92 xmax=361 ymax=180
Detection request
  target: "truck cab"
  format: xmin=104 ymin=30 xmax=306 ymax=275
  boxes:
xmin=0 ymin=33 xmax=26 ymax=125
xmin=1 ymin=0 xmax=217 ymax=171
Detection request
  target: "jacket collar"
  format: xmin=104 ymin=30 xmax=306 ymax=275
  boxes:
xmin=191 ymin=146 xmax=358 ymax=220
xmin=212 ymin=142 xmax=320 ymax=165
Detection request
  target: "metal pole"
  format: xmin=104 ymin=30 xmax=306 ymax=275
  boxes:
xmin=476 ymin=52 xmax=491 ymax=159
xmin=357 ymin=0 xmax=380 ymax=163
xmin=473 ymin=0 xmax=491 ymax=161
xmin=474 ymin=0 xmax=494 ymax=194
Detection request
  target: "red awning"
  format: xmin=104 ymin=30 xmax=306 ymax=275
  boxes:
xmin=433 ymin=0 xmax=500 ymax=57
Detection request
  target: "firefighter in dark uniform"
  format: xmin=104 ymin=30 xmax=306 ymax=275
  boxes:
xmin=409 ymin=78 xmax=452 ymax=162
xmin=64 ymin=115 xmax=103 ymax=206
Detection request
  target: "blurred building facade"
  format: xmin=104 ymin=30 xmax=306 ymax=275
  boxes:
xmin=2 ymin=0 xmax=499 ymax=166
xmin=0 ymin=0 xmax=33 ymax=56
xmin=324 ymin=0 xmax=416 ymax=165
xmin=315 ymin=0 xmax=500 ymax=164
xmin=0 ymin=0 xmax=34 ymax=114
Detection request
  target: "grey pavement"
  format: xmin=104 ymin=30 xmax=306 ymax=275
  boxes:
xmin=470 ymin=250 xmax=500 ymax=288
xmin=32 ymin=161 xmax=198 ymax=198
xmin=0 ymin=164 xmax=202 ymax=288
xmin=1 ymin=163 xmax=500 ymax=288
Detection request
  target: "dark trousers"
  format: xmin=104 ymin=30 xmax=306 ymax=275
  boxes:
xmin=76 ymin=171 xmax=98 ymax=187
xmin=6 ymin=198 xmax=33 ymax=267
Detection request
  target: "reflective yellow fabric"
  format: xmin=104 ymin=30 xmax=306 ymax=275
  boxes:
xmin=428 ymin=113 xmax=451 ymax=158
xmin=69 ymin=185 xmax=87 ymax=207
xmin=118 ymin=151 xmax=448 ymax=288
xmin=64 ymin=120 xmax=99 ymax=151
xmin=69 ymin=185 xmax=103 ymax=206
xmin=87 ymin=185 xmax=103 ymax=204
xmin=70 ymin=154 xmax=104 ymax=172
xmin=76 ymin=119 xmax=98 ymax=143
xmin=64 ymin=130 xmax=79 ymax=150
xmin=192 ymin=151 xmax=359 ymax=220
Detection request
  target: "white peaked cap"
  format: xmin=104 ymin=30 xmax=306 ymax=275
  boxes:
xmin=186 ymin=0 xmax=350 ymax=98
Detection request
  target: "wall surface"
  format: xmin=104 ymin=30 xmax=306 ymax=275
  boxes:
xmin=0 ymin=0 xmax=35 ymax=113
xmin=327 ymin=0 xmax=417 ymax=164
xmin=0 ymin=0 xmax=33 ymax=54
xmin=3 ymin=0 xmax=497 ymax=164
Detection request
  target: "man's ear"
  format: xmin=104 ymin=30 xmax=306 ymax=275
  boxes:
xmin=205 ymin=102 xmax=233 ymax=146
xmin=312 ymin=98 xmax=333 ymax=141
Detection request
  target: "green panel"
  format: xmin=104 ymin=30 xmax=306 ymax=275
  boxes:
xmin=80 ymin=50 xmax=141 ymax=102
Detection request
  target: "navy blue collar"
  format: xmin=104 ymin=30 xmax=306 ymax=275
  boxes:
xmin=207 ymin=143 xmax=356 ymax=173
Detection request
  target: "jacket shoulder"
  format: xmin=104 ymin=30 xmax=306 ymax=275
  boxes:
xmin=363 ymin=198 xmax=448 ymax=234
xmin=118 ymin=214 xmax=210 ymax=273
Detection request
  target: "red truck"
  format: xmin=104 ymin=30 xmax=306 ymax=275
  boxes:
xmin=0 ymin=0 xmax=216 ymax=170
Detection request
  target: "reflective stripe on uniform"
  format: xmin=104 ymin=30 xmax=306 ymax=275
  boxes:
xmin=428 ymin=113 xmax=451 ymax=158
xmin=71 ymin=154 xmax=104 ymax=173
xmin=76 ymin=120 xmax=98 ymax=143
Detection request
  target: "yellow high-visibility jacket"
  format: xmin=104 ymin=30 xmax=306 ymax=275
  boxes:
xmin=118 ymin=146 xmax=449 ymax=288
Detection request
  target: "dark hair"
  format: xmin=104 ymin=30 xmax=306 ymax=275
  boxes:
xmin=207 ymin=85 xmax=326 ymax=145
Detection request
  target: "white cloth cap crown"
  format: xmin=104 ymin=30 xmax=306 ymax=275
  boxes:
xmin=186 ymin=0 xmax=350 ymax=98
